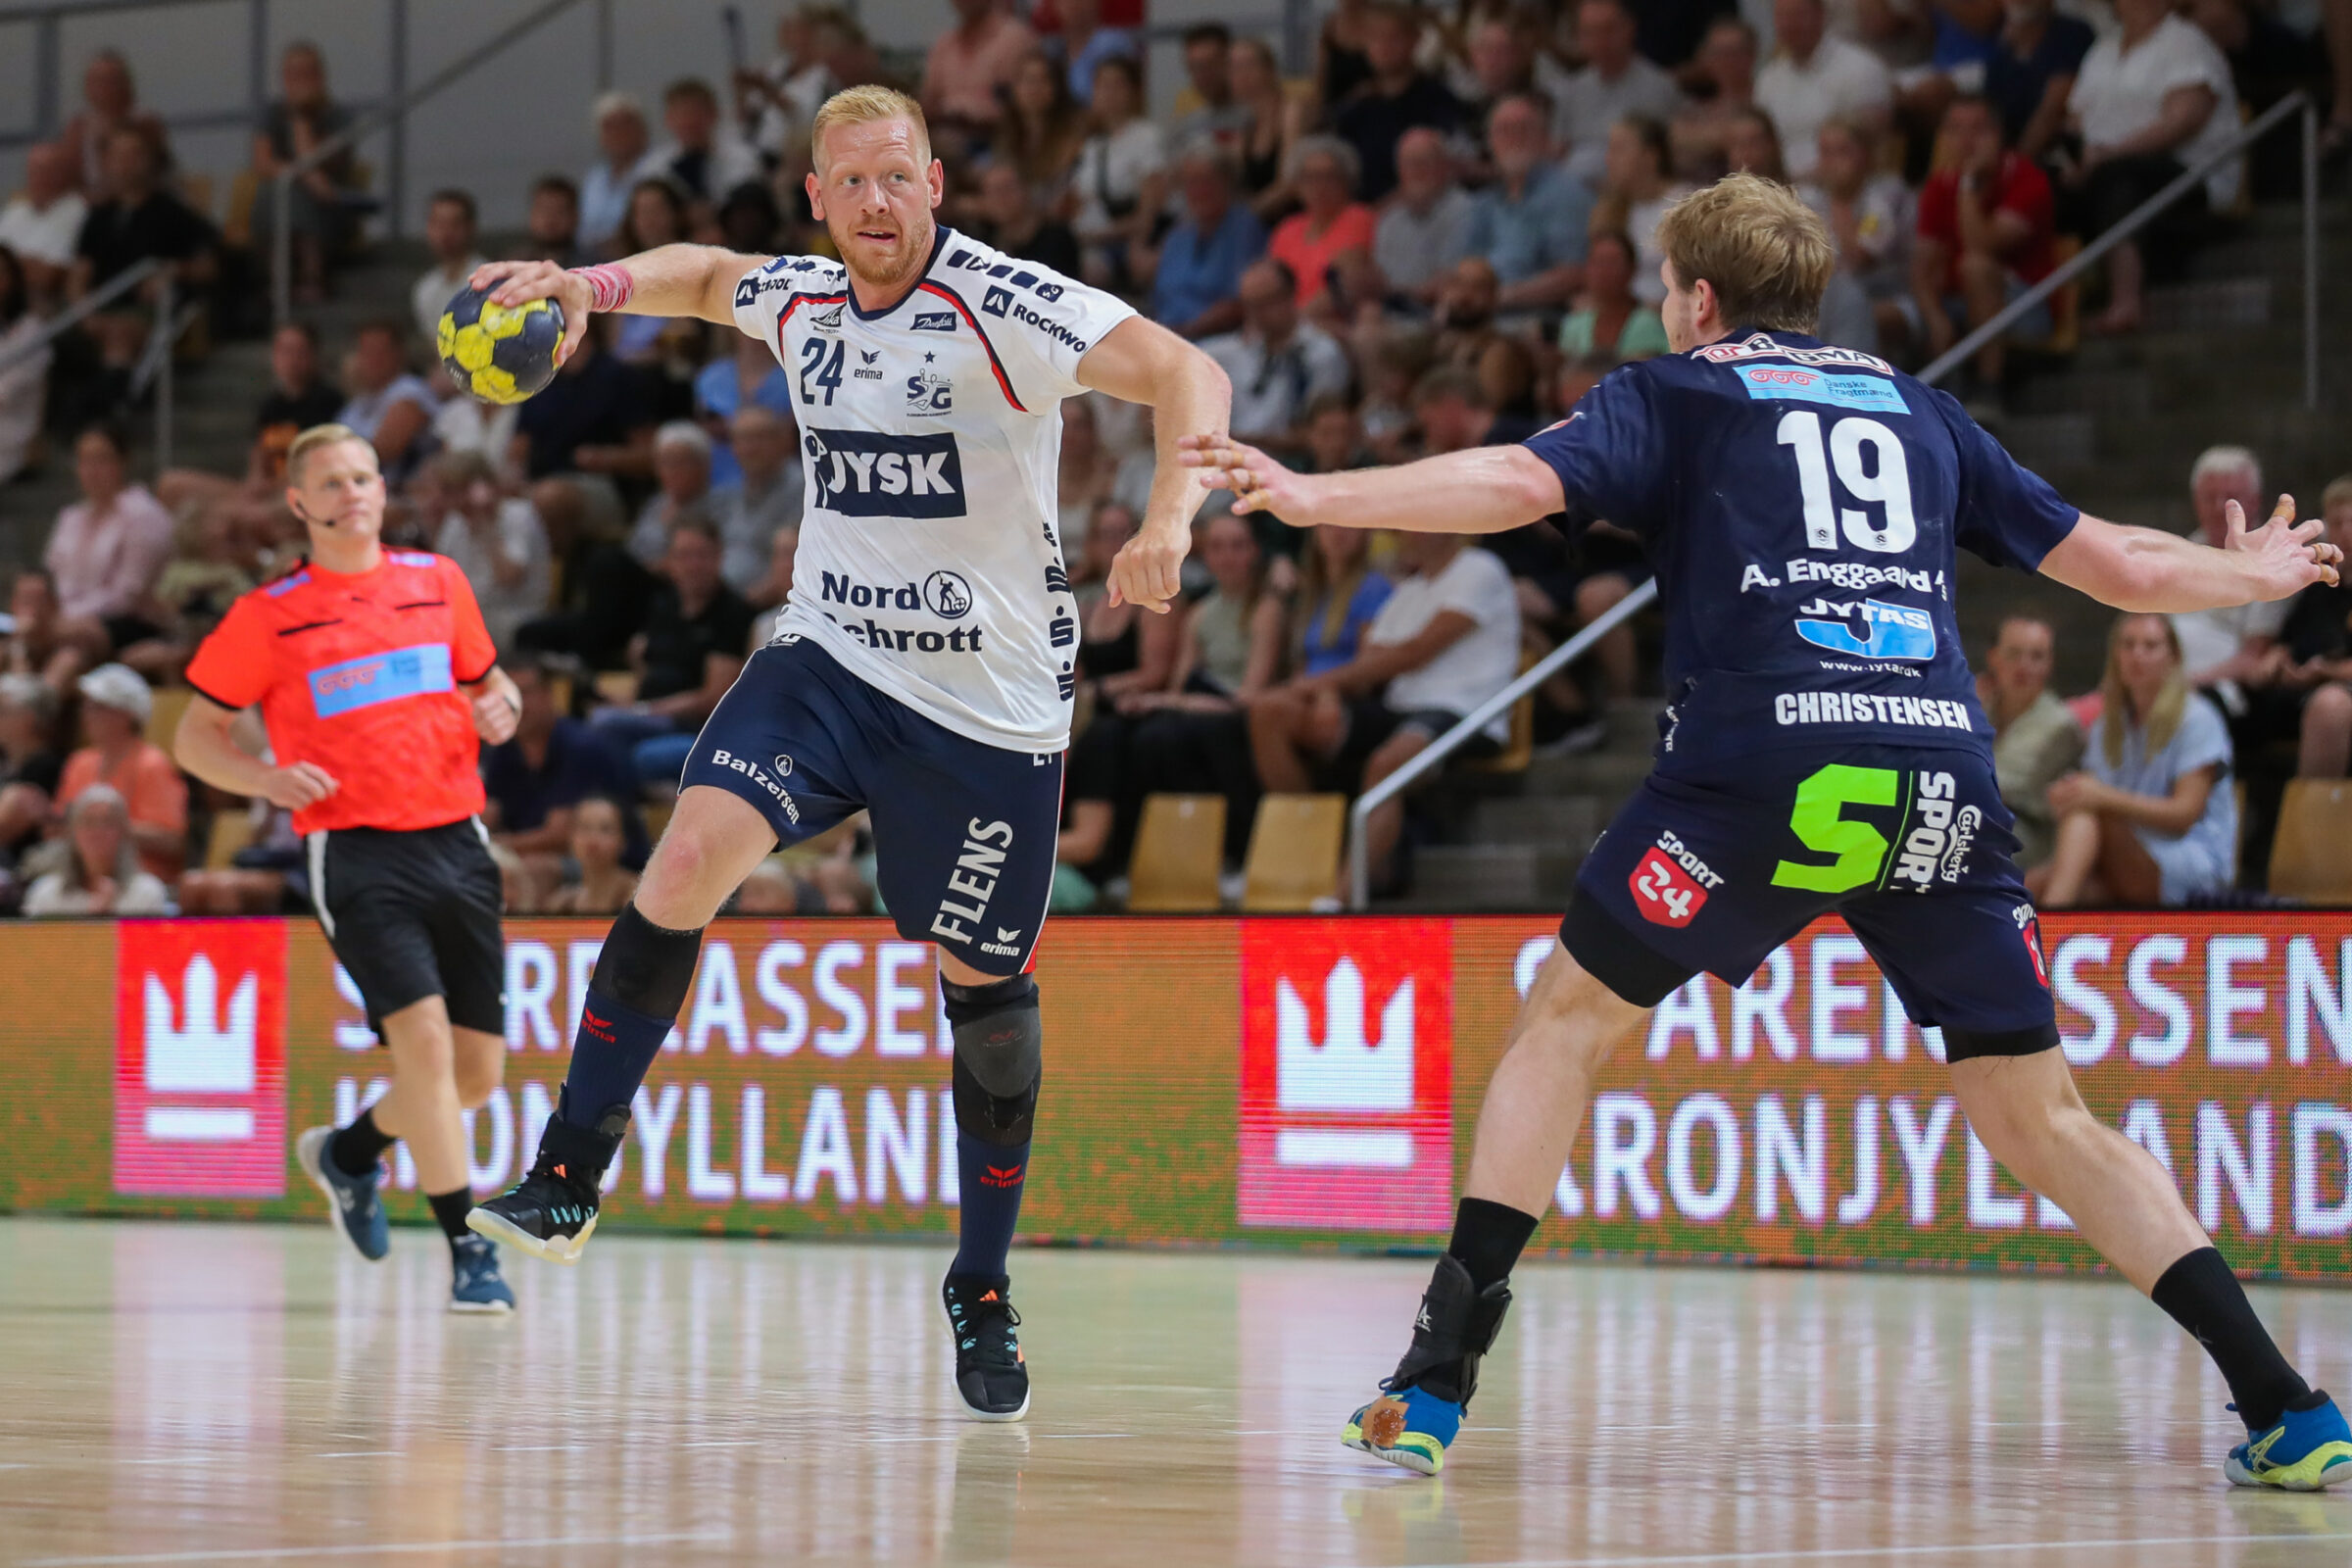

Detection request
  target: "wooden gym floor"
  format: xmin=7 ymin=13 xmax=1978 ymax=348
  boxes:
xmin=1 ymin=1217 xmax=2346 ymax=1567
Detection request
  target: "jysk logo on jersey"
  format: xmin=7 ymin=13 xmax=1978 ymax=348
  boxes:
xmin=912 ymin=311 xmax=957 ymax=331
xmin=1793 ymin=597 xmax=1936 ymax=661
xmin=307 ymin=643 xmax=454 ymax=718
xmin=804 ymin=428 xmax=965 ymax=517
xmin=1737 ymin=364 xmax=1908 ymax=414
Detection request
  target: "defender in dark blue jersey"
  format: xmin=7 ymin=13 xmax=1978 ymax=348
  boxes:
xmin=1184 ymin=174 xmax=2350 ymax=1489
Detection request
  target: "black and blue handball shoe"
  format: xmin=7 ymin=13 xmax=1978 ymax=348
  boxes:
xmin=466 ymin=1099 xmax=626 ymax=1265
xmin=295 ymin=1124 xmax=390 ymax=1261
xmin=943 ymin=1273 xmax=1030 ymax=1422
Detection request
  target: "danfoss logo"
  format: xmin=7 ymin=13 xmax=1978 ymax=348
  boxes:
xmin=115 ymin=922 xmax=288 ymax=1198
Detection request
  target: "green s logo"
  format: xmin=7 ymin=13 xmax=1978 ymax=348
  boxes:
xmin=1772 ymin=763 xmax=1896 ymax=893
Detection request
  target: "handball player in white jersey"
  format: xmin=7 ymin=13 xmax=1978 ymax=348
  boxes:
xmin=466 ymin=85 xmax=1232 ymax=1421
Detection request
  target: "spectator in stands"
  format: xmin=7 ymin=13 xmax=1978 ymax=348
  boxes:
xmin=1722 ymin=105 xmax=1791 ymax=182
xmin=1230 ymin=36 xmax=1305 ymax=221
xmin=1591 ymin=117 xmax=1689 ymax=308
xmin=46 ymin=422 xmax=173 ymax=662
xmin=1462 ymin=96 xmax=1596 ymax=315
xmin=1985 ymin=0 xmax=2095 ymax=164
xmin=1756 ymin=0 xmax=1895 ymax=180
xmin=1172 ymin=24 xmax=1250 ymax=148
xmin=124 ymin=508 xmax=255 ymax=681
xmin=1430 ymin=256 xmax=1505 ymax=377
xmin=2063 ymin=0 xmax=2239 ymax=335
xmin=1335 ymin=1 xmax=1468 ymax=203
xmin=543 ymin=796 xmax=643 ymax=914
xmin=2171 ymin=446 xmax=2286 ymax=716
xmin=591 ymin=517 xmax=753 ymax=785
xmin=2035 ymin=613 xmax=2237 ymax=907
xmin=57 ymin=662 xmax=185 ymax=881
xmin=1637 ymin=0 xmax=1745 ymax=74
xmin=522 ymin=174 xmax=584 ymax=266
xmin=1145 ymin=145 xmax=1266 ymax=338
xmin=1556 ymin=0 xmax=1689 ymax=186
xmin=581 ymin=94 xmax=657 ymax=255
xmin=6 ymin=571 xmax=86 ymax=693
xmin=251 ymin=41 xmax=360 ymax=305
xmin=1127 ymin=514 xmax=1286 ymax=714
xmin=970 ymin=162 xmax=1083 ymax=277
xmin=737 ymin=6 xmax=839 ymax=163
xmin=60 ymin=52 xmax=170 ymax=197
xmin=712 ymin=406 xmax=801 ymax=595
xmin=70 ymin=128 xmax=217 ymax=401
xmin=335 ymin=320 xmax=436 ymax=488
xmin=613 ymin=180 xmax=691 ymax=364
xmin=0 ymin=249 xmax=45 ymax=487
xmin=627 ymin=422 xmax=717 ymax=567
xmin=22 ymin=783 xmax=172 ymax=917
xmin=1912 ymin=93 xmax=2057 ymax=392
xmin=1056 ymin=402 xmax=1123 ymax=552
xmin=693 ymin=333 xmax=794 ymax=488
xmin=1674 ymin=18 xmax=1764 ymax=180
xmin=410 ymin=190 xmax=486 ymax=344
xmin=747 ymin=525 xmax=801 ymax=645
xmin=1201 ymin=260 xmax=1354 ymax=455
xmin=995 ymin=52 xmax=1090 ymax=208
xmin=921 ymin=0 xmax=1037 ymax=159
xmin=0 ymin=675 xmax=64 ymax=872
xmin=430 ymin=451 xmax=552 ymax=652
xmin=1557 ymin=228 xmax=1671 ymax=360
xmin=1457 ymin=11 xmax=1560 ymax=126
xmin=1808 ymin=116 xmax=1916 ymax=355
xmin=159 ymin=319 xmax=345 ymax=526
xmin=655 ymin=78 xmax=761 ymax=210
xmin=1249 ymin=530 xmax=1519 ymax=885
xmin=1288 ymin=523 xmax=1394 ymax=677
xmin=514 ymin=316 xmax=654 ymax=483
xmin=1977 ymin=612 xmax=2083 ymax=866
xmin=1374 ymin=127 xmax=1475 ymax=306
xmin=483 ymin=659 xmax=646 ymax=871
xmin=1075 ymin=501 xmax=1178 ymax=701
xmin=1070 ymin=56 xmax=1168 ymax=288
xmin=2289 ymin=476 xmax=2352 ymax=778
xmin=1267 ymin=137 xmax=1376 ymax=308
xmin=1054 ymin=0 xmax=1141 ymax=104
xmin=0 ymin=143 xmax=88 ymax=308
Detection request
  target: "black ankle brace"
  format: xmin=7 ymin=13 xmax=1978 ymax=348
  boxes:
xmin=1386 ymin=1253 xmax=1513 ymax=1408
xmin=537 ymin=1090 xmax=631 ymax=1185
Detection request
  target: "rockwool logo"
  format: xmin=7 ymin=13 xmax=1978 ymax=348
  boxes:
xmin=114 ymin=921 xmax=287 ymax=1198
xmin=1238 ymin=919 xmax=1451 ymax=1232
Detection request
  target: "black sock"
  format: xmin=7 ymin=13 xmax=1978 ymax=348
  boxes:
xmin=560 ymin=904 xmax=705 ymax=1131
xmin=330 ymin=1108 xmax=395 ymax=1177
xmin=2151 ymin=1247 xmax=2321 ymax=1429
xmin=1447 ymin=1198 xmax=1540 ymax=1294
xmin=426 ymin=1187 xmax=475 ymax=1245
xmin=950 ymin=1133 xmax=1029 ymax=1279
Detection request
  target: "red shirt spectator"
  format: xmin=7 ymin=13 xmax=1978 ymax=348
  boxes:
xmin=1916 ymin=149 xmax=2056 ymax=291
xmin=1267 ymin=138 xmax=1378 ymax=306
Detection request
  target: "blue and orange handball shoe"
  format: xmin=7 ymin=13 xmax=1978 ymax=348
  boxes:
xmin=2227 ymin=1395 xmax=2352 ymax=1491
xmin=1341 ymin=1254 xmax=1511 ymax=1477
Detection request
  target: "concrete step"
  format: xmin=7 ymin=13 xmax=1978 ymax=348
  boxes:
xmin=1467 ymin=794 xmax=1602 ymax=851
xmin=1392 ymin=842 xmax=1581 ymax=911
xmin=1521 ymin=749 xmax=1654 ymax=799
xmin=2141 ymin=275 xmax=2273 ymax=333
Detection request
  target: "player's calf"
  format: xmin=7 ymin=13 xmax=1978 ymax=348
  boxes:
xmin=941 ymin=971 xmax=1042 ymax=1421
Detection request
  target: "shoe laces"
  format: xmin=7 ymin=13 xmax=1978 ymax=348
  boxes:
xmin=948 ymin=1287 xmax=1021 ymax=1362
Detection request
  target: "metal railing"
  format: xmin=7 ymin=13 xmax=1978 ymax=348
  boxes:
xmin=0 ymin=256 xmax=178 ymax=470
xmin=1349 ymin=89 xmax=2331 ymax=907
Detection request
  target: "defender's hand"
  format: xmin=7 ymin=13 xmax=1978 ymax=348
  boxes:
xmin=1178 ymin=433 xmax=1311 ymax=525
xmin=1108 ymin=525 xmax=1188 ymax=614
xmin=473 ymin=689 xmax=520 ymax=746
xmin=2227 ymin=494 xmax=2340 ymax=600
xmin=467 ymin=260 xmax=594 ymax=366
xmin=263 ymin=761 xmax=339 ymax=811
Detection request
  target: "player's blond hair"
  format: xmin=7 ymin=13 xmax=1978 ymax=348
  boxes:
xmin=811 ymin=84 xmax=931 ymax=172
xmin=1654 ymin=172 xmax=1834 ymax=334
xmin=284 ymin=423 xmax=377 ymax=486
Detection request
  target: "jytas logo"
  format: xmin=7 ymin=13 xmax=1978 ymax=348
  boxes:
xmin=1239 ymin=922 xmax=1452 ymax=1232
xmin=1794 ymin=597 xmax=1936 ymax=662
xmin=114 ymin=921 xmax=288 ymax=1198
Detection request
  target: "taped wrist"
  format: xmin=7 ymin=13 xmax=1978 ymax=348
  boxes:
xmin=944 ymin=974 xmax=1042 ymax=1148
xmin=590 ymin=902 xmax=706 ymax=1018
xmin=568 ymin=262 xmax=635 ymax=314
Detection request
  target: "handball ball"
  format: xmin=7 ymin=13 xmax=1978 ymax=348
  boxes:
xmin=437 ymin=285 xmax=564 ymax=405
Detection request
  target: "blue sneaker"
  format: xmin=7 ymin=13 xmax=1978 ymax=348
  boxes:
xmin=295 ymin=1124 xmax=389 ymax=1261
xmin=449 ymin=1235 xmax=515 ymax=1315
xmin=2227 ymin=1395 xmax=2352 ymax=1491
xmin=1340 ymin=1255 xmax=1510 ymax=1478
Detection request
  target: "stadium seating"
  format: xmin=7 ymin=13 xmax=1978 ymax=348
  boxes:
xmin=1241 ymin=793 xmax=1346 ymax=911
xmin=1126 ymin=795 xmax=1224 ymax=912
xmin=2268 ymin=780 xmax=2352 ymax=905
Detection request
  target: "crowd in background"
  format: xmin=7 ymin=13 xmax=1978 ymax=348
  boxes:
xmin=0 ymin=0 xmax=2348 ymax=917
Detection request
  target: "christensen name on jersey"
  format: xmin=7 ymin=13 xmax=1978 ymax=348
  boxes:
xmin=731 ymin=228 xmax=1136 ymax=753
xmin=1521 ymin=330 xmax=2082 ymax=765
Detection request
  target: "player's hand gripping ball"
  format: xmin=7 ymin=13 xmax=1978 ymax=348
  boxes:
xmin=437 ymin=284 xmax=565 ymax=405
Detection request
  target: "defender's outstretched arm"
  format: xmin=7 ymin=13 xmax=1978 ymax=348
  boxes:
xmin=1180 ymin=434 xmax=1564 ymax=534
xmin=2038 ymin=496 xmax=2340 ymax=612
xmin=471 ymin=247 xmax=767 ymax=358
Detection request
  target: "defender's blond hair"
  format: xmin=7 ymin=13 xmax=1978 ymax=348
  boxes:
xmin=284 ymin=423 xmax=376 ymax=486
xmin=1654 ymin=172 xmax=1835 ymax=334
xmin=811 ymin=84 xmax=931 ymax=172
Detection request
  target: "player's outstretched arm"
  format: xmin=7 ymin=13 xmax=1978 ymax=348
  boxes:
xmin=173 ymin=695 xmax=339 ymax=812
xmin=2037 ymin=496 xmax=2341 ymax=612
xmin=1178 ymin=435 xmax=1565 ymax=535
xmin=470 ymin=248 xmax=767 ymax=358
xmin=1076 ymin=317 xmax=1234 ymax=613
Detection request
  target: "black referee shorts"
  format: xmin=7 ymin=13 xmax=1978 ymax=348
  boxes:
xmin=307 ymin=817 xmax=506 ymax=1039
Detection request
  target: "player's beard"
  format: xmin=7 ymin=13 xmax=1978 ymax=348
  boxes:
xmin=834 ymin=211 xmax=935 ymax=297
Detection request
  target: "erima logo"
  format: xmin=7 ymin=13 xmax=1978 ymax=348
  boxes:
xmin=979 ymin=925 xmax=1023 ymax=958
xmin=804 ymin=428 xmax=965 ymax=517
xmin=912 ymin=311 xmax=956 ymax=331
xmin=853 ymin=347 xmax=883 ymax=381
xmin=1793 ymin=597 xmax=1936 ymax=662
xmin=930 ymin=818 xmax=1014 ymax=946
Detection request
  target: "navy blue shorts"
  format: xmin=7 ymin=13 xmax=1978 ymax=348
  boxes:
xmin=1563 ymin=744 xmax=2057 ymax=1059
xmin=679 ymin=637 xmax=1062 ymax=975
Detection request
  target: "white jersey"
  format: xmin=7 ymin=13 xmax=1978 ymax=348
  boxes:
xmin=731 ymin=228 xmax=1136 ymax=753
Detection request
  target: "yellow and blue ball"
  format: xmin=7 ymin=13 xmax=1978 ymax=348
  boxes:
xmin=436 ymin=284 xmax=565 ymax=405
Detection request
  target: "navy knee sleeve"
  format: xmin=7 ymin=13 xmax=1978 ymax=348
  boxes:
xmin=945 ymin=974 xmax=1041 ymax=1148
xmin=590 ymin=903 xmax=706 ymax=1018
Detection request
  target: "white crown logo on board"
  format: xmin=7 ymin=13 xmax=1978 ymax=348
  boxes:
xmin=1274 ymin=958 xmax=1412 ymax=1112
xmin=143 ymin=956 xmax=258 ymax=1094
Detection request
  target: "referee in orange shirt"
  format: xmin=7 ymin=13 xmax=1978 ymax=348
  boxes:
xmin=173 ymin=423 xmax=526 ymax=1313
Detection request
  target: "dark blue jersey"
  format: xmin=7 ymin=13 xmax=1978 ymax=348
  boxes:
xmin=1523 ymin=330 xmax=2080 ymax=762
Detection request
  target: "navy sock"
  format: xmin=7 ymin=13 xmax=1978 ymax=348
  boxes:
xmin=558 ymin=989 xmax=674 ymax=1130
xmin=950 ymin=1131 xmax=1029 ymax=1279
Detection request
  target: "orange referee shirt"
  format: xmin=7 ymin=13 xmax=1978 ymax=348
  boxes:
xmin=184 ymin=550 xmax=498 ymax=836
